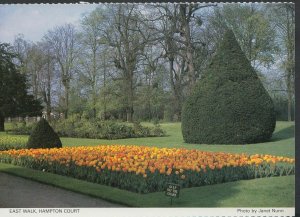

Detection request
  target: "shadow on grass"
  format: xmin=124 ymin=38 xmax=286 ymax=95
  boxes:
xmin=271 ymin=125 xmax=294 ymax=142
xmin=0 ymin=163 xmax=240 ymax=207
xmin=165 ymin=175 xmax=295 ymax=207
xmin=0 ymin=171 xmax=125 ymax=208
xmin=0 ymin=166 xmax=134 ymax=207
xmin=167 ymin=182 xmax=240 ymax=207
xmin=0 ymin=163 xmax=295 ymax=207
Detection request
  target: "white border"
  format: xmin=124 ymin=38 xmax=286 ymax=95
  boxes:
xmin=0 ymin=208 xmax=296 ymax=217
xmin=0 ymin=2 xmax=295 ymax=217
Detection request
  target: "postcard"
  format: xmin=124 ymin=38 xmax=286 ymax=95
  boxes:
xmin=0 ymin=2 xmax=295 ymax=217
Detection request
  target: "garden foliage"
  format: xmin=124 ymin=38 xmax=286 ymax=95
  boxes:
xmin=0 ymin=135 xmax=27 ymax=151
xmin=9 ymin=116 xmax=166 ymax=140
xmin=27 ymin=118 xmax=62 ymax=149
xmin=0 ymin=43 xmax=42 ymax=132
xmin=7 ymin=122 xmax=34 ymax=135
xmin=181 ymin=30 xmax=276 ymax=144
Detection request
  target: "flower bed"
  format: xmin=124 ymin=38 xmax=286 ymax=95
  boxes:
xmin=0 ymin=145 xmax=294 ymax=193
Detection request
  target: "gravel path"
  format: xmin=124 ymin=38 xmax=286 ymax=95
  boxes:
xmin=0 ymin=172 xmax=124 ymax=208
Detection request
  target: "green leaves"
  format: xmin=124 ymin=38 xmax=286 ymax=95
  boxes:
xmin=181 ymin=29 xmax=276 ymax=144
xmin=0 ymin=153 xmax=294 ymax=194
xmin=27 ymin=119 xmax=62 ymax=149
xmin=0 ymin=43 xmax=43 ymax=131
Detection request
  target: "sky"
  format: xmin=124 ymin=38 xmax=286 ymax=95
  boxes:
xmin=0 ymin=4 xmax=98 ymax=44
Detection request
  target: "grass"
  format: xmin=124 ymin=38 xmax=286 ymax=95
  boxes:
xmin=3 ymin=121 xmax=294 ymax=156
xmin=61 ymin=121 xmax=294 ymax=157
xmin=0 ymin=121 xmax=295 ymax=207
xmin=0 ymin=163 xmax=294 ymax=207
xmin=1 ymin=121 xmax=294 ymax=156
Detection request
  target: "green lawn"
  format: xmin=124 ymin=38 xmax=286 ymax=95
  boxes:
xmin=59 ymin=121 xmax=294 ymax=157
xmin=1 ymin=121 xmax=294 ymax=156
xmin=0 ymin=121 xmax=295 ymax=207
xmin=0 ymin=163 xmax=294 ymax=207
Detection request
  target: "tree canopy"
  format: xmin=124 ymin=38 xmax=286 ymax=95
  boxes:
xmin=4 ymin=3 xmax=294 ymax=123
xmin=0 ymin=43 xmax=42 ymax=131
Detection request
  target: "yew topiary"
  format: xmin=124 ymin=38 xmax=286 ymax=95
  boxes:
xmin=181 ymin=29 xmax=276 ymax=144
xmin=27 ymin=118 xmax=62 ymax=149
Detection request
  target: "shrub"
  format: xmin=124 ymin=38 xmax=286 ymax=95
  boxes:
xmin=27 ymin=118 xmax=62 ymax=149
xmin=8 ymin=114 xmax=166 ymax=140
xmin=181 ymin=29 xmax=276 ymax=144
xmin=51 ymin=115 xmax=81 ymax=138
xmin=6 ymin=122 xmax=33 ymax=135
xmin=96 ymin=121 xmax=135 ymax=139
xmin=150 ymin=124 xmax=166 ymax=137
xmin=50 ymin=117 xmax=166 ymax=140
xmin=152 ymin=118 xmax=160 ymax=125
xmin=0 ymin=136 xmax=27 ymax=151
xmin=75 ymin=121 xmax=99 ymax=138
xmin=133 ymin=122 xmax=151 ymax=137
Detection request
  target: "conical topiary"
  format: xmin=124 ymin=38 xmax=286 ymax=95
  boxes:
xmin=181 ymin=29 xmax=276 ymax=144
xmin=27 ymin=118 xmax=62 ymax=149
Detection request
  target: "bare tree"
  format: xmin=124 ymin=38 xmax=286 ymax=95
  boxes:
xmin=153 ymin=4 xmax=215 ymax=120
xmin=77 ymin=8 xmax=106 ymax=118
xmin=104 ymin=5 xmax=152 ymax=122
xmin=38 ymin=41 xmax=56 ymax=119
xmin=13 ymin=34 xmax=31 ymax=71
xmin=44 ymin=24 xmax=77 ymax=119
xmin=177 ymin=4 xmax=216 ymax=92
xmin=13 ymin=36 xmax=56 ymax=119
xmin=208 ymin=5 xmax=277 ymax=70
xmin=268 ymin=4 xmax=295 ymax=121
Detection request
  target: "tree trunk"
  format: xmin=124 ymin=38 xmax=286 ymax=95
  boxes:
xmin=287 ymin=96 xmax=291 ymax=121
xmin=186 ymin=47 xmax=196 ymax=93
xmin=287 ymin=69 xmax=293 ymax=121
xmin=169 ymin=59 xmax=182 ymax=121
xmin=126 ymin=109 xmax=133 ymax=122
xmin=92 ymin=86 xmax=97 ymax=118
xmin=64 ymin=83 xmax=69 ymax=119
xmin=103 ymin=65 xmax=107 ymax=120
xmin=46 ymin=85 xmax=51 ymax=120
xmin=42 ymin=90 xmax=51 ymax=121
xmin=180 ymin=5 xmax=196 ymax=94
xmin=126 ymin=78 xmax=134 ymax=122
xmin=0 ymin=113 xmax=4 ymax=132
xmin=46 ymin=106 xmax=51 ymax=121
xmin=286 ymin=7 xmax=294 ymax=122
xmin=45 ymin=53 xmax=52 ymax=120
xmin=32 ymin=69 xmax=38 ymax=100
xmin=92 ymin=48 xmax=97 ymax=119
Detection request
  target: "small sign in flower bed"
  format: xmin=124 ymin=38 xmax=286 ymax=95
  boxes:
xmin=0 ymin=145 xmax=294 ymax=193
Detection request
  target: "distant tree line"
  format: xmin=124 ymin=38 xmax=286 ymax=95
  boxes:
xmin=7 ymin=3 xmax=295 ymax=122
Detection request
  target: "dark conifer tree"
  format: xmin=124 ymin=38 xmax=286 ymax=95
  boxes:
xmin=27 ymin=118 xmax=62 ymax=149
xmin=0 ymin=43 xmax=42 ymax=131
xmin=181 ymin=30 xmax=276 ymax=144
